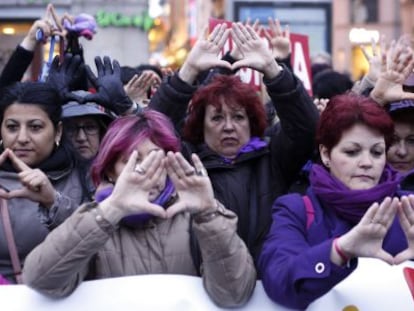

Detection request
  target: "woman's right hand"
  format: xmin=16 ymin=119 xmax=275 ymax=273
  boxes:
xmin=333 ymin=197 xmax=399 ymax=265
xmin=370 ymin=35 xmax=414 ymax=105
xmin=178 ymin=23 xmax=231 ymax=84
xmin=394 ymin=195 xmax=414 ymax=264
xmin=20 ymin=19 xmax=54 ymax=51
xmin=99 ymin=150 xmax=167 ymax=223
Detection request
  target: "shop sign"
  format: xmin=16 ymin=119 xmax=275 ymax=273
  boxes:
xmin=95 ymin=10 xmax=154 ymax=31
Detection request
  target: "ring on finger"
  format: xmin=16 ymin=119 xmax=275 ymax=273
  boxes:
xmin=195 ymin=168 xmax=208 ymax=177
xmin=134 ymin=164 xmax=146 ymax=175
xmin=185 ymin=169 xmax=196 ymax=177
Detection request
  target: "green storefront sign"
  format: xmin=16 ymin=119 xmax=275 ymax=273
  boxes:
xmin=95 ymin=10 xmax=155 ymax=31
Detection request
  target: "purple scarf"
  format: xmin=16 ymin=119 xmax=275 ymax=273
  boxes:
xmin=310 ymin=164 xmax=402 ymax=224
xmin=222 ymin=136 xmax=267 ymax=163
xmin=95 ymin=179 xmax=175 ymax=227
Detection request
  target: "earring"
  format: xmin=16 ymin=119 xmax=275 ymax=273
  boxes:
xmin=55 ymin=140 xmax=60 ymax=148
xmin=324 ymin=161 xmax=330 ymax=168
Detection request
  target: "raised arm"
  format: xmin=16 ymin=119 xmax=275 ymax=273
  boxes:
xmin=370 ymin=35 xmax=414 ymax=105
xmin=149 ymin=23 xmax=231 ymax=131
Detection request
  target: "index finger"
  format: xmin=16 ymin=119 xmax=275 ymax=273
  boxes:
xmin=7 ymin=149 xmax=31 ymax=172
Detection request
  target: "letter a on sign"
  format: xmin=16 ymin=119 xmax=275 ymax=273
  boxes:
xmin=290 ymin=33 xmax=313 ymax=96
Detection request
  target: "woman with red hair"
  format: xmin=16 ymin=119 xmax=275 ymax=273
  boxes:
xmin=150 ymin=22 xmax=319 ymax=267
xmin=259 ymin=36 xmax=414 ymax=309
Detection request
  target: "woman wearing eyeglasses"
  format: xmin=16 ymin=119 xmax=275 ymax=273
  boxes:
xmin=62 ymin=90 xmax=114 ymax=161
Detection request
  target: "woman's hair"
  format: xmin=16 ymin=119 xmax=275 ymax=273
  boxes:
xmin=0 ymin=81 xmax=62 ymax=129
xmin=182 ymin=74 xmax=267 ymax=144
xmin=317 ymin=93 xmax=394 ymax=153
xmin=91 ymin=109 xmax=180 ymax=186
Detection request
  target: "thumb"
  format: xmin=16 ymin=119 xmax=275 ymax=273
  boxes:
xmin=394 ymin=249 xmax=414 ymax=265
xmin=231 ymin=60 xmax=250 ymax=71
xmin=165 ymin=201 xmax=187 ymax=218
xmin=375 ymin=249 xmax=395 ymax=265
xmin=83 ymin=93 xmax=105 ymax=106
xmin=402 ymin=92 xmax=414 ymax=101
xmin=215 ymin=60 xmax=233 ymax=71
xmin=145 ymin=202 xmax=168 ymax=219
xmin=7 ymin=188 xmax=31 ymax=200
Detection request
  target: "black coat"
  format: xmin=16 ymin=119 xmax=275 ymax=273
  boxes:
xmin=150 ymin=66 xmax=319 ymax=267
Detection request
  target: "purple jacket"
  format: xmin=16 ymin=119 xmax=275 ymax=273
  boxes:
xmin=258 ymin=189 xmax=407 ymax=310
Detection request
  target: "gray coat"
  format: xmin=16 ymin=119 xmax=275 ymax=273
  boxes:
xmin=0 ymin=165 xmax=84 ymax=283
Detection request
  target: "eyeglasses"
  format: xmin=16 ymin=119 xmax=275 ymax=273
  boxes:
xmin=65 ymin=124 xmax=100 ymax=137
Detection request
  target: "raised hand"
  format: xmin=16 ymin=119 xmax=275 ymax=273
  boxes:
xmin=0 ymin=149 xmax=56 ymax=208
xmin=264 ymin=18 xmax=291 ymax=60
xmin=231 ymin=22 xmax=282 ymax=79
xmin=164 ymin=152 xmax=216 ymax=218
xmin=313 ymin=98 xmax=329 ymax=114
xmin=229 ymin=18 xmax=260 ymax=61
xmin=360 ymin=36 xmax=385 ymax=84
xmin=370 ymin=35 xmax=414 ymax=105
xmin=46 ymin=53 xmax=84 ymax=103
xmin=124 ymin=70 xmax=161 ymax=106
xmin=84 ymin=56 xmax=133 ymax=115
xmin=178 ymin=23 xmax=231 ymax=84
xmin=336 ymin=197 xmax=399 ymax=265
xmin=99 ymin=150 xmax=167 ymax=223
xmin=394 ymin=195 xmax=414 ymax=264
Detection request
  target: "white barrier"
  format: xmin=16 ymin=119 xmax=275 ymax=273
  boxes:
xmin=0 ymin=258 xmax=414 ymax=311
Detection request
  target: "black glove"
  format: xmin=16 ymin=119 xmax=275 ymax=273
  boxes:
xmin=84 ymin=56 xmax=133 ymax=115
xmin=46 ymin=53 xmax=85 ymax=104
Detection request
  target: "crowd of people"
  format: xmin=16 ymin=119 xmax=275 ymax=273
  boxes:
xmin=1 ymin=7 xmax=414 ymax=310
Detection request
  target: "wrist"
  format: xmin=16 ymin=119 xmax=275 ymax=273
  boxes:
xmin=20 ymin=36 xmax=37 ymax=51
xmin=369 ymin=88 xmax=387 ymax=106
xmin=178 ymin=64 xmax=198 ymax=85
xmin=192 ymin=200 xmax=221 ymax=224
xmin=263 ymin=61 xmax=283 ymax=79
xmin=98 ymin=199 xmax=124 ymax=225
xmin=333 ymin=237 xmax=350 ymax=263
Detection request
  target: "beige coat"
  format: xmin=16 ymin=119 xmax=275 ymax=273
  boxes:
xmin=23 ymin=202 xmax=256 ymax=308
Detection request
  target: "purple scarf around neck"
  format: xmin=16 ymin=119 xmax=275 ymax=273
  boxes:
xmin=310 ymin=164 xmax=402 ymax=224
xmin=95 ymin=178 xmax=175 ymax=227
xmin=222 ymin=136 xmax=267 ymax=163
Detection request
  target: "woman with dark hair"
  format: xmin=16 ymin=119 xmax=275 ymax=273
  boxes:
xmin=62 ymin=90 xmax=114 ymax=161
xmin=23 ymin=110 xmax=256 ymax=308
xmin=386 ymin=100 xmax=414 ymax=174
xmin=258 ymin=93 xmax=414 ymax=309
xmin=0 ymin=82 xmax=85 ymax=284
xmin=150 ymin=22 xmax=319 ymax=265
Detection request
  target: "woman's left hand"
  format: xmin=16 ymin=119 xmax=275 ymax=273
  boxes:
xmin=2 ymin=149 xmax=56 ymax=207
xmin=394 ymin=195 xmax=414 ymax=264
xmin=338 ymin=197 xmax=399 ymax=265
xmin=231 ymin=22 xmax=282 ymax=79
xmin=165 ymin=152 xmax=216 ymax=218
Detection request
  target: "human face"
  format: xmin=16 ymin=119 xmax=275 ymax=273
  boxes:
xmin=109 ymin=138 xmax=167 ymax=201
xmin=65 ymin=116 xmax=101 ymax=160
xmin=387 ymin=122 xmax=414 ymax=173
xmin=203 ymin=102 xmax=251 ymax=159
xmin=1 ymin=103 xmax=62 ymax=167
xmin=320 ymin=123 xmax=386 ymax=190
